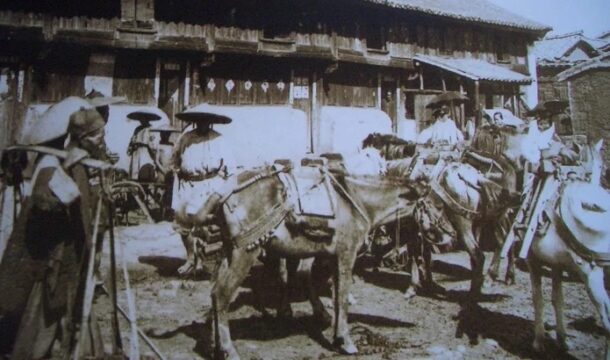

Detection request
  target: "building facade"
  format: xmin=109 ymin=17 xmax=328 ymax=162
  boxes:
xmin=0 ymin=0 xmax=549 ymax=151
xmin=558 ymin=53 xmax=610 ymax=165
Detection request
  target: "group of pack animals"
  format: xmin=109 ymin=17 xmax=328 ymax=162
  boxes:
xmin=190 ymin=119 xmax=610 ymax=360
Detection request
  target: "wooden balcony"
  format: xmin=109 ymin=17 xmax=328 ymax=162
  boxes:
xmin=0 ymin=10 xmax=519 ymax=70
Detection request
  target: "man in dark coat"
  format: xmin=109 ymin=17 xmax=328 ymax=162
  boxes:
xmin=0 ymin=107 xmax=110 ymax=359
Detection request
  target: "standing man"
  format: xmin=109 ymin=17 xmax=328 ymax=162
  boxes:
xmin=127 ymin=112 xmax=161 ymax=182
xmin=171 ymin=109 xmax=236 ymax=276
xmin=1 ymin=104 xmax=112 ymax=359
xmin=150 ymin=124 xmax=180 ymax=220
xmin=417 ymin=105 xmax=464 ymax=146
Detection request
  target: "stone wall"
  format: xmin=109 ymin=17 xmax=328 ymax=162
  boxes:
xmin=568 ymin=69 xmax=610 ymax=164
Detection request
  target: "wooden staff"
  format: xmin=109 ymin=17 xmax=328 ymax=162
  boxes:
xmin=117 ymin=216 xmax=140 ymax=359
xmin=106 ymin=184 xmax=124 ymax=355
xmin=72 ymin=196 xmax=103 ymax=359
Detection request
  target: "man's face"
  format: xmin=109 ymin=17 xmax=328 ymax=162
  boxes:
xmin=80 ymin=128 xmax=109 ymax=160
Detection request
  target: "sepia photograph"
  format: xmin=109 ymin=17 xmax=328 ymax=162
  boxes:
xmin=0 ymin=0 xmax=610 ymax=359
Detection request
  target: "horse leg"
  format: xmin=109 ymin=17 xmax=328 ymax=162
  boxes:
xmin=177 ymin=231 xmax=197 ymax=275
xmin=505 ymin=243 xmax=516 ymax=285
xmin=404 ymin=243 xmax=420 ymax=300
xmin=207 ymin=247 xmax=260 ymax=360
xmin=528 ymin=259 xmax=547 ymax=353
xmin=487 ymin=244 xmax=502 ymax=283
xmin=551 ymin=268 xmax=569 ymax=352
xmin=306 ymin=257 xmax=332 ymax=328
xmin=457 ymin=220 xmax=484 ymax=303
xmin=580 ymin=265 xmax=610 ymax=360
xmin=332 ymin=250 xmax=358 ymax=355
xmin=276 ymin=257 xmax=297 ymax=320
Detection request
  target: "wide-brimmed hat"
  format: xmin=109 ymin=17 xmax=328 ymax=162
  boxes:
xmin=127 ymin=111 xmax=162 ymax=122
xmin=176 ymin=103 xmax=232 ymax=124
xmin=22 ymin=95 xmax=124 ymax=145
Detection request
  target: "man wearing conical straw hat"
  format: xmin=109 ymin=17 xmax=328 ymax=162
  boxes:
xmin=171 ymin=104 xmax=236 ymax=276
xmin=0 ymin=94 xmax=120 ymax=359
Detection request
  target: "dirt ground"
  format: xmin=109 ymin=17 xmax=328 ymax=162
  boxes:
xmin=95 ymin=222 xmax=604 ymax=360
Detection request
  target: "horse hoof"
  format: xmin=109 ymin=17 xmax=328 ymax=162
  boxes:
xmin=505 ymin=276 xmax=515 ymax=286
xmin=557 ymin=336 xmax=570 ymax=352
xmin=403 ymin=287 xmax=416 ymax=300
xmin=276 ymin=307 xmax=294 ymax=321
xmin=334 ymin=337 xmax=358 ymax=355
xmin=177 ymin=261 xmax=195 ymax=276
xmin=313 ymin=311 xmax=332 ymax=329
xmin=532 ymin=338 xmax=546 ymax=354
xmin=348 ymin=293 xmax=357 ymax=305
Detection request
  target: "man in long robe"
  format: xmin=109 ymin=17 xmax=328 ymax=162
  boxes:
xmin=0 ymin=107 xmax=110 ymax=359
xmin=171 ymin=118 xmax=236 ymax=275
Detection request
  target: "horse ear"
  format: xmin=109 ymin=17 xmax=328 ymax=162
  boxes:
xmin=538 ymin=124 xmax=555 ymax=149
xmin=527 ymin=120 xmax=540 ymax=137
xmin=594 ymin=138 xmax=604 ymax=154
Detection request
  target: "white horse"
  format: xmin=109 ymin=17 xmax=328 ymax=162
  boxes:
xmin=527 ymin=139 xmax=610 ymax=358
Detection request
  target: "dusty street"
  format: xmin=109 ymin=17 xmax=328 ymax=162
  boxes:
xmin=96 ymin=222 xmax=603 ymax=360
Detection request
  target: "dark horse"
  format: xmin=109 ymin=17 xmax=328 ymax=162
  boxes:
xmin=205 ymin=161 xmax=421 ymax=359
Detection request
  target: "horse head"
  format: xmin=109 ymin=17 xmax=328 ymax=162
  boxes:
xmin=413 ymin=184 xmax=456 ymax=246
xmin=508 ymin=120 xmax=555 ymax=167
xmin=588 ymin=139 xmax=604 ymax=186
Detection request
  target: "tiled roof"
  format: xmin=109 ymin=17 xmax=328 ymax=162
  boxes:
xmin=557 ymin=53 xmax=610 ymax=81
xmin=363 ymin=0 xmax=550 ymax=32
xmin=534 ymin=31 xmax=607 ymax=64
xmin=414 ymin=54 xmax=532 ymax=84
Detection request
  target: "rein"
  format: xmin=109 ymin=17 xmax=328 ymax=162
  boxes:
xmin=220 ymin=165 xmax=288 ymax=204
xmin=322 ymin=168 xmax=371 ymax=228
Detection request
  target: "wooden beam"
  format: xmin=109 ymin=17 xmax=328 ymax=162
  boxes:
xmin=376 ymin=72 xmax=381 ymax=109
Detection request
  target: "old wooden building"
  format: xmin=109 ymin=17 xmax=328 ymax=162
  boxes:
xmin=533 ymin=31 xmax=607 ymax=135
xmin=558 ymin=53 xmax=610 ymax=165
xmin=0 ymin=0 xmax=549 ymax=152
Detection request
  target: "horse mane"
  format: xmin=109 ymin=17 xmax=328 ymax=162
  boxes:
xmin=362 ymin=133 xmax=411 ymax=148
xmin=362 ymin=133 xmax=417 ymax=159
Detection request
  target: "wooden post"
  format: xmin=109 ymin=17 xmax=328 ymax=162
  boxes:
xmin=376 ymin=72 xmax=382 ymax=109
xmin=395 ymin=78 xmax=400 ymax=134
xmin=184 ymin=60 xmax=191 ymax=108
xmin=459 ymin=82 xmax=466 ymax=129
xmin=289 ymin=69 xmax=294 ymax=105
xmin=309 ymin=71 xmax=317 ymax=153
xmin=474 ymin=80 xmax=480 ymax=126
xmin=154 ymin=58 xmax=160 ymax=106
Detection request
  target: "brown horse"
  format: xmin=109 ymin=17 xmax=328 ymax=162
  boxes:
xmin=386 ymin=122 xmax=556 ymax=304
xmin=206 ymin=164 xmax=420 ymax=359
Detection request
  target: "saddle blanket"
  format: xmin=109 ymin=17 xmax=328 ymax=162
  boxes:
xmin=279 ymin=163 xmax=336 ymax=218
xmin=558 ymin=182 xmax=610 ymax=246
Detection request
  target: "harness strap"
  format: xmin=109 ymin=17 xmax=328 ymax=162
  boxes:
xmin=6 ymin=145 xmax=112 ymax=170
xmin=556 ymin=207 xmax=610 ymax=267
xmin=230 ymin=202 xmax=290 ymax=250
xmin=431 ymin=176 xmax=479 ymax=220
xmin=322 ymin=168 xmax=371 ymax=228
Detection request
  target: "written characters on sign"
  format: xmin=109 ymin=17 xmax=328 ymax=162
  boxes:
xmin=293 ymin=85 xmax=309 ymax=99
